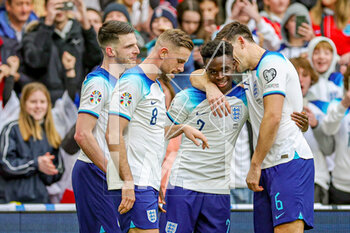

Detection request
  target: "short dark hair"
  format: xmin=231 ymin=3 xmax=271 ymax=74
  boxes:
xmin=200 ymin=40 xmax=233 ymax=63
xmin=215 ymin=21 xmax=254 ymax=43
xmin=157 ymin=29 xmax=194 ymax=51
xmin=97 ymin=21 xmax=134 ymax=49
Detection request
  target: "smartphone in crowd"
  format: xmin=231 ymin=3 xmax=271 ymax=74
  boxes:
xmin=59 ymin=1 xmax=74 ymax=11
xmin=295 ymin=15 xmax=308 ymax=37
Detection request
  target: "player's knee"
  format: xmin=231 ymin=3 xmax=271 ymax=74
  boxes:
xmin=274 ymin=219 xmax=304 ymax=233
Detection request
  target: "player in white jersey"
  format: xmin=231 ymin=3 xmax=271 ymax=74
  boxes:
xmin=191 ymin=22 xmax=314 ymax=233
xmin=106 ymin=29 xmax=208 ymax=233
xmin=72 ymin=21 xmax=140 ymax=233
xmin=159 ymin=39 xmax=249 ymax=233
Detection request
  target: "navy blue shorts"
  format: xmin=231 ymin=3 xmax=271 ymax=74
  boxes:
xmin=159 ymin=186 xmax=231 ymax=233
xmin=111 ymin=186 xmax=159 ymax=232
xmin=254 ymin=158 xmax=314 ymax=233
xmin=72 ymin=160 xmax=120 ymax=233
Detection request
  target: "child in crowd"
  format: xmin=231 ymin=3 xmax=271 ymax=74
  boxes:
xmin=260 ymin=0 xmax=290 ymax=38
xmin=279 ymin=3 xmax=315 ymax=58
xmin=307 ymin=36 xmax=344 ymax=102
xmin=221 ymin=0 xmax=281 ymax=51
xmin=291 ymin=57 xmax=332 ymax=204
xmin=318 ymin=66 xmax=350 ymax=204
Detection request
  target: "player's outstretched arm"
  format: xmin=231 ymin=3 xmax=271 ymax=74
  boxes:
xmin=74 ymin=113 xmax=108 ymax=172
xmin=106 ymin=115 xmax=135 ymax=214
xmin=246 ymin=94 xmax=284 ymax=192
xmin=190 ymin=69 xmax=231 ymax=117
xmin=165 ymin=124 xmax=209 ymax=149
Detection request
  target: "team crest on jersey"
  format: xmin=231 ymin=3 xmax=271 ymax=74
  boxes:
xmin=120 ymin=92 xmax=132 ymax=107
xmin=165 ymin=221 xmax=178 ymax=233
xmin=90 ymin=90 xmax=102 ymax=104
xmin=231 ymin=105 xmax=242 ymax=122
xmin=263 ymin=68 xmax=277 ymax=83
xmin=147 ymin=209 xmax=157 ymax=223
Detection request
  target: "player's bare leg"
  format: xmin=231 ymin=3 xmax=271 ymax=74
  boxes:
xmin=129 ymin=228 xmax=159 ymax=233
xmin=274 ymin=219 xmax=304 ymax=233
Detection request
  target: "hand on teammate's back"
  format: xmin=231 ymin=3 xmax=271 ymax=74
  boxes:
xmin=182 ymin=125 xmax=209 ymax=150
xmin=291 ymin=111 xmax=310 ymax=131
xmin=38 ymin=152 xmax=59 ymax=175
xmin=119 ymin=181 xmax=135 ymax=214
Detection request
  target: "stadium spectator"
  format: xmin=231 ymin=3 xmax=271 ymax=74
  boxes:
xmin=86 ymin=7 xmax=102 ymax=34
xmin=102 ymin=2 xmax=145 ymax=47
xmin=307 ymin=36 xmax=343 ymax=102
xmin=279 ymin=3 xmax=315 ymax=58
xmin=0 ymin=36 xmax=20 ymax=132
xmin=83 ymin=0 xmax=101 ymax=11
xmin=21 ymin=0 xmax=102 ymax=103
xmin=223 ymin=0 xmax=281 ymax=51
xmin=318 ymin=67 xmax=350 ymax=204
xmin=117 ymin=0 xmax=150 ymax=29
xmin=291 ymin=57 xmax=332 ymax=204
xmin=198 ymin=0 xmax=221 ymax=40
xmin=0 ymin=0 xmax=37 ymax=42
xmin=310 ymin=0 xmax=350 ymax=65
xmin=0 ymin=82 xmax=77 ymax=204
xmin=260 ymin=0 xmax=290 ymax=38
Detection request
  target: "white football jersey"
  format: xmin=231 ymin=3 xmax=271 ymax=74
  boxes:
xmin=167 ymin=85 xmax=248 ymax=194
xmin=108 ymin=66 xmax=166 ymax=191
xmin=77 ymin=67 xmax=117 ymax=163
xmin=243 ymin=51 xmax=313 ymax=169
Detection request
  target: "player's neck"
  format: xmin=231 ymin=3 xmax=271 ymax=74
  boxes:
xmin=101 ymin=60 xmax=126 ymax=78
xmin=139 ymin=58 xmax=162 ymax=81
xmin=249 ymin=44 xmax=267 ymax=70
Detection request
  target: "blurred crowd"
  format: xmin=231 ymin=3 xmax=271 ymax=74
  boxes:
xmin=0 ymin=0 xmax=349 ymax=205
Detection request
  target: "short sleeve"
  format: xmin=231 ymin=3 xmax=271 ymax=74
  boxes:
xmin=166 ymin=91 xmax=190 ymax=126
xmin=109 ymin=75 xmax=143 ymax=121
xmin=258 ymin=54 xmax=287 ymax=98
xmin=78 ymin=78 xmax=107 ymax=118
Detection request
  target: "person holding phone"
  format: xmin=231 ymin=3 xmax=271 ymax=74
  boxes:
xmin=21 ymin=0 xmax=102 ymax=103
xmin=278 ymin=3 xmax=315 ymax=58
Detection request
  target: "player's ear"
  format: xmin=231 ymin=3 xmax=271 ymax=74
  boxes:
xmin=105 ymin=46 xmax=116 ymax=57
xmin=159 ymin=47 xmax=169 ymax=60
xmin=237 ymin=36 xmax=245 ymax=49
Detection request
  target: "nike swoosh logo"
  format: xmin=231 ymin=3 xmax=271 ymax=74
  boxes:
xmin=196 ymin=112 xmax=209 ymax=116
xmin=151 ymin=101 xmax=157 ymax=105
xmin=275 ymin=212 xmax=285 ymax=220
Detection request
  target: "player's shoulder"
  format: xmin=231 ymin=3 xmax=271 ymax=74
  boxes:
xmin=227 ymin=84 xmax=248 ymax=107
xmin=120 ymin=66 xmax=156 ymax=91
xmin=258 ymin=51 xmax=287 ymax=70
xmin=172 ymin=88 xmax=206 ymax=112
xmin=83 ymin=67 xmax=116 ymax=90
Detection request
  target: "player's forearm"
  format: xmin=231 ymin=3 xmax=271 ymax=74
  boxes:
xmin=108 ymin=137 xmax=134 ymax=183
xmin=75 ymin=133 xmax=108 ymax=172
xmin=165 ymin=124 xmax=185 ymax=139
xmin=190 ymin=69 xmax=209 ymax=91
xmin=251 ymin=114 xmax=281 ymax=167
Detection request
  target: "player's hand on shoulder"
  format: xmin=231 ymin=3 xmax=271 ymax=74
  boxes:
xmin=291 ymin=111 xmax=310 ymax=132
xmin=119 ymin=181 xmax=135 ymax=214
xmin=182 ymin=125 xmax=209 ymax=150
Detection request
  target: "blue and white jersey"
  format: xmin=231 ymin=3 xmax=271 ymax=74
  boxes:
xmin=306 ymin=72 xmax=344 ymax=102
xmin=77 ymin=67 xmax=117 ymax=163
xmin=108 ymin=66 xmax=166 ymax=191
xmin=243 ymin=51 xmax=313 ymax=169
xmin=167 ymin=85 xmax=248 ymax=194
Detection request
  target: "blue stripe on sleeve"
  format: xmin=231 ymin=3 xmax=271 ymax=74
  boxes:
xmin=78 ymin=110 xmax=99 ymax=119
xmin=109 ymin=111 xmax=131 ymax=121
xmin=263 ymin=91 xmax=286 ymax=98
xmin=166 ymin=112 xmax=180 ymax=125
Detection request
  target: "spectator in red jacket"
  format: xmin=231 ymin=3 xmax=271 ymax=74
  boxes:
xmin=310 ymin=0 xmax=350 ymax=66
